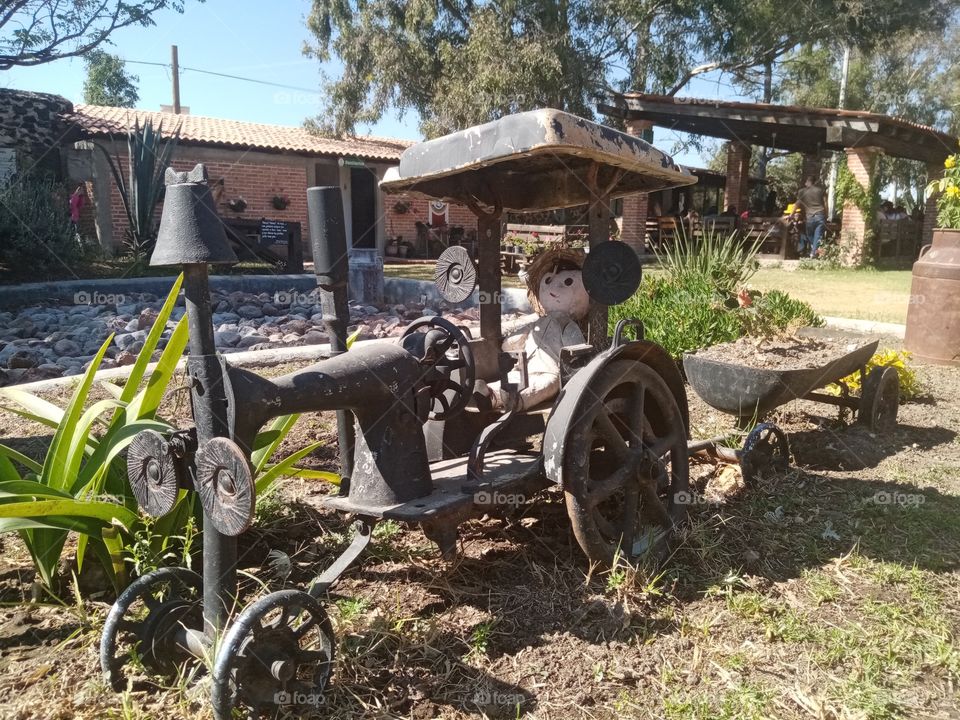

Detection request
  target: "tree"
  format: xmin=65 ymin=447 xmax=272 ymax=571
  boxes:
xmin=0 ymin=1 xmax=193 ymax=70
xmin=83 ymin=50 xmax=139 ymax=107
xmin=305 ymin=0 xmax=952 ymax=138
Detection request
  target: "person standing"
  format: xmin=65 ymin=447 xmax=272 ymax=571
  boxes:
xmin=796 ymin=176 xmax=826 ymax=258
xmin=69 ymin=184 xmax=87 ymax=243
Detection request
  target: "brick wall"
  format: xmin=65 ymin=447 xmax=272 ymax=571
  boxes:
xmin=840 ymin=146 xmax=881 ymax=266
xmin=102 ymin=151 xmax=310 ymax=249
xmin=620 ymin=119 xmax=654 ymax=255
xmin=385 ymin=191 xmax=478 ymax=246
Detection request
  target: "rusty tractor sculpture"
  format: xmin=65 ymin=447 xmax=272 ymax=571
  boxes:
xmin=99 ymin=111 xmax=787 ymax=718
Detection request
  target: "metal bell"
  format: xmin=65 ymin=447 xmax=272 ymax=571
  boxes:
xmin=150 ymin=164 xmax=238 ymax=267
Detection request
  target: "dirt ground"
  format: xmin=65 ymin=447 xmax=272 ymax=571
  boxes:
xmin=0 ymin=333 xmax=957 ymax=720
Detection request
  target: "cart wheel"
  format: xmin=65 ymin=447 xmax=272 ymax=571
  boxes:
xmin=740 ymin=423 xmax=790 ymax=485
xmin=211 ymin=590 xmax=335 ymax=720
xmin=859 ymin=367 xmax=899 ymax=433
xmin=100 ymin=567 xmax=203 ymax=692
xmin=564 ymin=360 xmax=689 ymax=567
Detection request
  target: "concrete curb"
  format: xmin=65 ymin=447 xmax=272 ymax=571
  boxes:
xmin=822 ymin=316 xmax=906 ymax=339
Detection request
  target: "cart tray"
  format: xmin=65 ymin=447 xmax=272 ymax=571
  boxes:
xmin=683 ymin=339 xmax=879 ymax=418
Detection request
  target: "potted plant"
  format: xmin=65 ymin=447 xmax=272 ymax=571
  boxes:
xmin=385 ymin=238 xmax=399 ymax=256
xmin=271 ymin=193 xmax=290 ymax=210
xmin=905 ymin=149 xmax=960 ymax=364
xmin=227 ymin=196 xmax=247 ymax=212
xmin=393 ymin=200 xmax=412 ymax=214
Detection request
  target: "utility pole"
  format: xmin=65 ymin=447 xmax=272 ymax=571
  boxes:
xmin=826 ymin=46 xmax=850 ymax=219
xmin=171 ymin=45 xmax=181 ymax=114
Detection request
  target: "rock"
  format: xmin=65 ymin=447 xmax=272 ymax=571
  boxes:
xmin=214 ymin=331 xmax=241 ymax=347
xmin=280 ymin=319 xmax=311 ymax=335
xmin=115 ymin=333 xmax=137 ymax=351
xmin=268 ymin=333 xmax=283 ymax=342
xmin=281 ymin=333 xmax=301 ymax=344
xmin=115 ymin=351 xmax=137 ymax=366
xmin=123 ymin=319 xmax=140 ymax=332
xmin=213 ymin=312 xmax=241 ymax=325
xmin=237 ymin=334 xmax=269 ymax=349
xmin=236 ymin=305 xmax=263 ymax=320
xmin=302 ymin=330 xmax=327 ymax=345
xmin=403 ymin=309 xmax=422 ymax=320
xmin=138 ymin=307 xmax=160 ymax=330
xmin=53 ymin=338 xmax=81 ymax=356
xmin=422 ymin=307 xmax=438 ymax=316
xmin=127 ymin=341 xmax=144 ymax=355
xmin=7 ymin=349 xmax=39 ymax=369
xmin=261 ymin=303 xmax=281 ymax=316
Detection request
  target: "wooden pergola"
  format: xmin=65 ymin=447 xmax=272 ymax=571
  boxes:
xmin=600 ymin=93 xmax=958 ymax=264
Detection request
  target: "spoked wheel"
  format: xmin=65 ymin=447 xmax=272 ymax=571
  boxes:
xmin=212 ymin=590 xmax=335 ymax=720
xmin=859 ymin=367 xmax=899 ymax=433
xmin=100 ymin=567 xmax=203 ymax=691
xmin=739 ymin=422 xmax=790 ymax=485
xmin=564 ymin=360 xmax=689 ymax=567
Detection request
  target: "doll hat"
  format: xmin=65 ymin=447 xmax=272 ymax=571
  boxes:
xmin=521 ymin=247 xmax=585 ymax=315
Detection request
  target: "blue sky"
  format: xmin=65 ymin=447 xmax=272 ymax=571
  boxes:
xmin=0 ymin=0 xmax=743 ymax=167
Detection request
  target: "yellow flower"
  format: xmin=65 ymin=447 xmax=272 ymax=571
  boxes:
xmin=947 ymin=185 xmax=960 ymax=198
xmin=946 ymin=155 xmax=958 ymax=169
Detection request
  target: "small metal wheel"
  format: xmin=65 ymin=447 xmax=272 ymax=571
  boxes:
xmin=195 ymin=437 xmax=255 ymax=536
xmin=211 ymin=590 xmax=335 ymax=720
xmin=434 ymin=245 xmax=477 ymax=302
xmin=739 ymin=422 xmax=790 ymax=485
xmin=564 ymin=360 xmax=689 ymax=567
xmin=127 ymin=429 xmax=181 ymax=517
xmin=859 ymin=366 xmax=899 ymax=433
xmin=100 ymin=567 xmax=203 ymax=691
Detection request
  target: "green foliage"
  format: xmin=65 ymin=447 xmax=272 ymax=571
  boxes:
xmin=0 ymin=274 xmax=188 ymax=592
xmin=0 ymin=1 xmax=192 ymax=70
xmin=836 ymin=161 xmax=882 ymax=266
xmin=926 ymin=151 xmax=960 ymax=229
xmin=83 ymin=50 xmax=139 ymax=107
xmin=94 ymin=119 xmax=180 ymax=261
xmin=653 ymin=227 xmax=762 ymax=295
xmin=0 ymin=173 xmax=88 ymax=277
xmin=613 ymin=230 xmax=822 ymax=357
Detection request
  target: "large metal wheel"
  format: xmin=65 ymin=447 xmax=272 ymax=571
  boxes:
xmin=211 ymin=590 xmax=335 ymax=720
xmin=859 ymin=367 xmax=899 ymax=433
xmin=100 ymin=567 xmax=203 ymax=691
xmin=563 ymin=359 xmax=689 ymax=567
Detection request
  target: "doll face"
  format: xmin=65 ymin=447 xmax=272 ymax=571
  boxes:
xmin=539 ymin=267 xmax=589 ymax=319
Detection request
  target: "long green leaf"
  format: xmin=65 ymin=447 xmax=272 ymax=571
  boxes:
xmin=115 ymin=273 xmax=184 ymax=411
xmin=0 ymin=479 xmax=72 ymax=498
xmin=251 ymin=414 xmax=300 ymax=474
xmin=0 ymin=445 xmax=42 ymax=475
xmin=63 ymin=398 xmax=124 ymax=493
xmin=73 ymin=418 xmax=170 ymax=495
xmin=0 ymin=499 xmax=138 ymax=529
xmin=0 ymin=389 xmax=67 ymax=426
xmin=41 ymin=335 xmax=113 ymax=491
xmin=255 ymin=441 xmax=324 ymax=494
xmin=125 ymin=316 xmax=188 ymax=421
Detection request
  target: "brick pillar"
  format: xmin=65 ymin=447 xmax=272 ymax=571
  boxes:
xmin=921 ymin=160 xmax=942 ymax=248
xmin=724 ymin=141 xmax=751 ymax=213
xmin=801 ymin=154 xmax=824 ymax=182
xmin=840 ymin=146 xmax=882 ymax=266
xmin=620 ymin=119 xmax=653 ymax=255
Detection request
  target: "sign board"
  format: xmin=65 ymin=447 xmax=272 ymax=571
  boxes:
xmin=259 ymin=218 xmax=296 ymax=247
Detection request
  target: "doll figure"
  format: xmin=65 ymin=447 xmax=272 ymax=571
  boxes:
xmin=475 ymin=249 xmax=589 ymax=412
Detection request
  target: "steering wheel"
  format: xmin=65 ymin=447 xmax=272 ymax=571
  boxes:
xmin=400 ymin=316 xmax=476 ymax=421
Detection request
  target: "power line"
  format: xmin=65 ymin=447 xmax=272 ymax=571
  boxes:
xmin=122 ymin=58 xmax=322 ymax=95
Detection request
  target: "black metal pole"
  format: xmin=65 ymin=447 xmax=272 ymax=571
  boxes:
xmin=307 ymin=186 xmax=354 ymax=489
xmin=182 ymin=262 xmax=236 ymax=636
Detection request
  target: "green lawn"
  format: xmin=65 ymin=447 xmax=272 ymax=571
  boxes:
xmin=748 ymin=267 xmax=913 ymax=324
xmin=386 ymin=261 xmax=913 ymax=324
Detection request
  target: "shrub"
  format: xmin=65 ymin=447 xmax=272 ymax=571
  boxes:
xmin=829 ymin=348 xmax=921 ymax=401
xmin=0 ymin=173 xmax=87 ymax=277
xmin=741 ymin=290 xmax=825 ymax=336
xmin=654 ymin=227 xmax=763 ymax=295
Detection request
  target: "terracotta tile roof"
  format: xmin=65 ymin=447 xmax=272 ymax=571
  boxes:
xmin=70 ymin=104 xmax=412 ymax=162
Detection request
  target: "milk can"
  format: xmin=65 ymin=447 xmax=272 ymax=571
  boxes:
xmin=904 ymin=229 xmax=960 ymax=365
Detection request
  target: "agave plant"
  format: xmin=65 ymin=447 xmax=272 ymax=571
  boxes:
xmin=0 ymin=274 xmax=188 ymax=592
xmin=94 ymin=118 xmax=181 ymax=261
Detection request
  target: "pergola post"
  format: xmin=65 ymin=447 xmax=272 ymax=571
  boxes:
xmin=620 ymin=119 xmax=652 ymax=255
xmin=839 ymin=146 xmax=882 ymax=266
xmin=921 ymin=160 xmax=943 ymax=249
xmin=723 ymin=141 xmax=751 ymax=213
xmin=801 ymin=154 xmax=824 ymax=182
